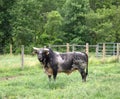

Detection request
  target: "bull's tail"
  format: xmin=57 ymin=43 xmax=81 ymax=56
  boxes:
xmin=85 ymin=53 xmax=88 ymax=76
xmin=86 ymin=63 xmax=88 ymax=76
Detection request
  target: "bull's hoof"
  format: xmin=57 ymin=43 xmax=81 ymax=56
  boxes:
xmin=82 ymin=79 xmax=86 ymax=82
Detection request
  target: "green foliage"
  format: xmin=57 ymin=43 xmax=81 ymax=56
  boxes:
xmin=86 ymin=6 xmax=120 ymax=43
xmin=0 ymin=0 xmax=15 ymax=51
xmin=62 ymin=0 xmax=90 ymax=44
xmin=112 ymin=6 xmax=120 ymax=42
xmin=44 ymin=11 xmax=63 ymax=45
xmin=9 ymin=0 xmax=42 ymax=46
xmin=0 ymin=0 xmax=120 ymax=53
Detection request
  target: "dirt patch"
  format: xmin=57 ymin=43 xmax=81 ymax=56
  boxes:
xmin=0 ymin=75 xmax=24 ymax=81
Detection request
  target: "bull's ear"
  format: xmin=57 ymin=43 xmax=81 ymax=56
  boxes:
xmin=33 ymin=47 xmax=40 ymax=54
xmin=43 ymin=48 xmax=49 ymax=55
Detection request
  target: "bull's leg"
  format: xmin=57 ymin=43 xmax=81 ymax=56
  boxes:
xmin=53 ymin=71 xmax=57 ymax=81
xmin=48 ymin=75 xmax=52 ymax=81
xmin=52 ymin=66 xmax=58 ymax=81
xmin=79 ymin=69 xmax=86 ymax=82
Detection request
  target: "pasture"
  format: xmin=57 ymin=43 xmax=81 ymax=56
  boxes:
xmin=0 ymin=55 xmax=120 ymax=99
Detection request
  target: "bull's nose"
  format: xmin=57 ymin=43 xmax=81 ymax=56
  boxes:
xmin=38 ymin=58 xmax=42 ymax=62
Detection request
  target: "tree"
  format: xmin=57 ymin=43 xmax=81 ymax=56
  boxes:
xmin=86 ymin=3 xmax=120 ymax=43
xmin=62 ymin=0 xmax=90 ymax=44
xmin=112 ymin=6 xmax=120 ymax=42
xmin=9 ymin=0 xmax=42 ymax=46
xmin=89 ymin=0 xmax=118 ymax=10
xmin=43 ymin=11 xmax=63 ymax=45
xmin=0 ymin=0 xmax=15 ymax=53
xmin=9 ymin=0 xmax=63 ymax=47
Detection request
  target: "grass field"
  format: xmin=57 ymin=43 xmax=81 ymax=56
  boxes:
xmin=0 ymin=55 xmax=120 ymax=99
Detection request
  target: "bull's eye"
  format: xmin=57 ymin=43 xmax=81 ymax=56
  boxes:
xmin=37 ymin=51 xmax=43 ymax=62
xmin=38 ymin=58 xmax=43 ymax=62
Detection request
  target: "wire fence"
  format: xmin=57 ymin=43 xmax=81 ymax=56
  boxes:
xmin=0 ymin=43 xmax=120 ymax=69
xmin=1 ymin=43 xmax=120 ymax=56
xmin=49 ymin=43 xmax=120 ymax=57
xmin=47 ymin=43 xmax=120 ymax=63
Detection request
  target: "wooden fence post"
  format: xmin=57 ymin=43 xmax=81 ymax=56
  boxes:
xmin=21 ymin=45 xmax=24 ymax=69
xmin=72 ymin=44 xmax=75 ymax=52
xmin=49 ymin=44 xmax=51 ymax=48
xmin=116 ymin=43 xmax=120 ymax=62
xmin=44 ymin=46 xmax=46 ymax=48
xmin=102 ymin=43 xmax=106 ymax=62
xmin=66 ymin=43 xmax=69 ymax=52
xmin=96 ymin=44 xmax=99 ymax=57
xmin=86 ymin=43 xmax=89 ymax=55
xmin=10 ymin=44 xmax=12 ymax=55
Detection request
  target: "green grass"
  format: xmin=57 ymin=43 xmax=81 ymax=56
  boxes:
xmin=0 ymin=55 xmax=120 ymax=99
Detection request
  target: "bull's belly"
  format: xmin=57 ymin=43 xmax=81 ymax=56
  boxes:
xmin=61 ymin=68 xmax=78 ymax=75
xmin=44 ymin=67 xmax=53 ymax=76
xmin=44 ymin=67 xmax=78 ymax=75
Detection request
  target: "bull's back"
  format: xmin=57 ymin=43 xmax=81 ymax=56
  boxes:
xmin=74 ymin=52 xmax=87 ymax=60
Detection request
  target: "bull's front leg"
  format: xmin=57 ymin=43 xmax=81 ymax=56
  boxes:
xmin=48 ymin=75 xmax=52 ymax=81
xmin=52 ymin=66 xmax=58 ymax=81
xmin=44 ymin=66 xmax=53 ymax=80
xmin=53 ymin=70 xmax=57 ymax=81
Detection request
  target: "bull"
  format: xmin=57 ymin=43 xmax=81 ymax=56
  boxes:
xmin=33 ymin=47 xmax=88 ymax=82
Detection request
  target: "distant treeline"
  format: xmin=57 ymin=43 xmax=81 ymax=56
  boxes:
xmin=0 ymin=0 xmax=120 ymax=53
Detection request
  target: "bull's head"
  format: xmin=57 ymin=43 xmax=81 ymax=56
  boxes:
xmin=33 ymin=47 xmax=49 ymax=62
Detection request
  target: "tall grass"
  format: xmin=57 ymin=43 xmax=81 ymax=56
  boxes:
xmin=0 ymin=54 xmax=39 ymax=68
xmin=0 ymin=55 xmax=120 ymax=99
xmin=89 ymin=55 xmax=119 ymax=65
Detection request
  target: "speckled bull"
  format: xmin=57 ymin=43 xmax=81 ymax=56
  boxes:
xmin=33 ymin=47 xmax=88 ymax=82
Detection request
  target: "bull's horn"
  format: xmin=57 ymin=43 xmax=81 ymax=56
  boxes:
xmin=33 ymin=47 xmax=40 ymax=51
xmin=43 ymin=48 xmax=49 ymax=51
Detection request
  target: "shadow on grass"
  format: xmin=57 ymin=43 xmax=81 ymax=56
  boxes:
xmin=44 ymin=80 xmax=66 ymax=90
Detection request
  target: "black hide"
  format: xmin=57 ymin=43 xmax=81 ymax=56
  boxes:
xmin=34 ymin=48 xmax=88 ymax=82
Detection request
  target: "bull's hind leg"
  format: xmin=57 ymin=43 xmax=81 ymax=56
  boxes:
xmin=79 ymin=69 xmax=86 ymax=82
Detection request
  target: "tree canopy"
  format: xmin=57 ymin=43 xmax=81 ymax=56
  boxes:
xmin=0 ymin=0 xmax=120 ymax=53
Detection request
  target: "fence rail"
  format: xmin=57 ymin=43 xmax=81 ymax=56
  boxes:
xmin=0 ymin=43 xmax=120 ymax=68
xmin=0 ymin=43 xmax=120 ymax=57
xmin=49 ymin=43 xmax=120 ymax=62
